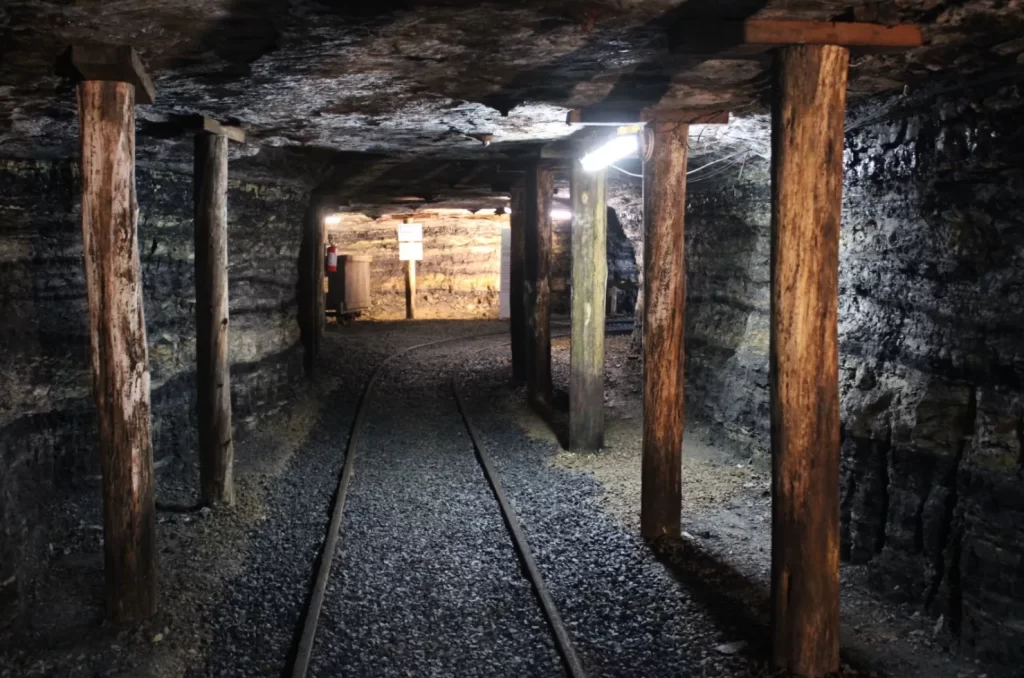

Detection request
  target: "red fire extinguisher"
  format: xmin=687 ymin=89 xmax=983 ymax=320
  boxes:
xmin=326 ymin=245 xmax=338 ymax=273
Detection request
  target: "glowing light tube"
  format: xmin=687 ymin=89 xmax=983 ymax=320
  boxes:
xmin=580 ymin=134 xmax=639 ymax=172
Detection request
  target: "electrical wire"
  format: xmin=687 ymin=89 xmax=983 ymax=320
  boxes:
xmin=609 ymin=162 xmax=643 ymax=178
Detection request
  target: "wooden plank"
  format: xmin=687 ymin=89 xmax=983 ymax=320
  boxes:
xmin=198 ymin=116 xmax=246 ymax=143
xmin=509 ymin=181 xmax=528 ymax=382
xmin=524 ymin=164 xmax=554 ymax=414
xmin=194 ymin=131 xmax=235 ymax=506
xmin=769 ymin=44 xmax=846 ymax=678
xmin=675 ymin=20 xmax=923 ymax=56
xmin=567 ymin=108 xmax=729 ymax=126
xmin=405 ymin=259 xmax=417 ymax=320
xmin=640 ymin=120 xmax=689 ymax=540
xmin=70 ymin=44 xmax=156 ymax=105
xmin=77 ymin=80 xmax=156 ymax=621
xmin=299 ymin=200 xmax=325 ymax=375
xmin=569 ymin=166 xmax=607 ymax=452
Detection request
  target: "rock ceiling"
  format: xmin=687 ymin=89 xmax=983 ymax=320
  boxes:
xmin=1 ymin=0 xmax=1022 ymax=199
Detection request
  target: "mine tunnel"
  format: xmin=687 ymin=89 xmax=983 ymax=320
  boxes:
xmin=1 ymin=2 xmax=1022 ymax=677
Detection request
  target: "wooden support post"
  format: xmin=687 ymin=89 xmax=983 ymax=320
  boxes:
xmin=569 ymin=165 xmax=607 ymax=451
xmin=300 ymin=201 xmax=326 ymax=375
xmin=77 ymin=79 xmax=156 ymax=622
xmin=769 ymin=44 xmax=848 ymax=677
xmin=509 ymin=181 xmax=528 ymax=381
xmin=194 ymin=131 xmax=234 ymax=506
xmin=524 ymin=164 xmax=554 ymax=414
xmin=405 ymin=259 xmax=417 ymax=320
xmin=640 ymin=121 xmax=689 ymax=540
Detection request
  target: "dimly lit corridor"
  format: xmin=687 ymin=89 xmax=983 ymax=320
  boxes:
xmin=3 ymin=2 xmax=1024 ymax=677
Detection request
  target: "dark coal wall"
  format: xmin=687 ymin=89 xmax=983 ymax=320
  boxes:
xmin=0 ymin=159 xmax=306 ymax=620
xmin=680 ymin=77 xmax=1024 ymax=663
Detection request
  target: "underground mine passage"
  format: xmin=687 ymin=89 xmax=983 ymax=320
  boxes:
xmin=2 ymin=2 xmax=1024 ymax=677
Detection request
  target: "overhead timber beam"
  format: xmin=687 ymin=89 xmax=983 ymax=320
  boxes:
xmin=673 ymin=19 xmax=923 ymax=57
xmin=70 ymin=44 xmax=156 ymax=105
xmin=72 ymin=44 xmax=156 ymax=622
xmin=567 ymin=108 xmax=729 ymax=126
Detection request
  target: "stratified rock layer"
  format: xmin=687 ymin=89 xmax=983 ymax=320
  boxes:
xmin=0 ymin=160 xmax=307 ymax=621
xmin=673 ymin=75 xmax=1024 ymax=664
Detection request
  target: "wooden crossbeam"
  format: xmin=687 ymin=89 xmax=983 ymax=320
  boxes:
xmin=195 ymin=116 xmax=246 ymax=143
xmin=674 ymin=20 xmax=923 ymax=56
xmin=70 ymin=45 xmax=156 ymax=105
xmin=567 ymin=108 xmax=729 ymax=126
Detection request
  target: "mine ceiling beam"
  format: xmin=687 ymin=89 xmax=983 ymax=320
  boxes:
xmin=192 ymin=117 xmax=244 ymax=508
xmin=673 ymin=19 xmax=923 ymax=56
xmin=640 ymin=120 xmax=688 ymax=541
xmin=69 ymin=44 xmax=156 ymax=105
xmin=72 ymin=45 xmax=156 ymax=622
xmin=569 ymin=165 xmax=608 ymax=452
xmin=509 ymin=180 xmax=528 ymax=382
xmin=567 ymin=108 xmax=729 ymax=126
xmin=523 ymin=163 xmax=555 ymax=414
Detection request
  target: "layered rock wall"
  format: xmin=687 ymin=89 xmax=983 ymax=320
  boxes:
xmin=0 ymin=159 xmax=306 ymax=620
xmin=680 ymin=78 xmax=1024 ymax=662
xmin=328 ymin=210 xmax=505 ymax=319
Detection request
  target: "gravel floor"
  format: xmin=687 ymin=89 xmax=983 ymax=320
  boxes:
xmin=309 ymin=338 xmax=563 ymax=677
xmin=456 ymin=353 xmax=763 ymax=678
xmin=4 ymin=320 xmax=1011 ymax=678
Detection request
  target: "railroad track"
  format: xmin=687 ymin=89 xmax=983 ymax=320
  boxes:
xmin=289 ymin=331 xmax=587 ymax=678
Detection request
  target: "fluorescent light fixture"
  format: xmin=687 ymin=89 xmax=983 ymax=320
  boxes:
xmin=580 ymin=133 xmax=639 ymax=172
xmin=550 ymin=209 xmax=573 ymax=221
xmin=324 ymin=213 xmax=342 ymax=226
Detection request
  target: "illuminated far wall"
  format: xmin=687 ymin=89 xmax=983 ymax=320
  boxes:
xmin=327 ymin=209 xmax=508 ymax=320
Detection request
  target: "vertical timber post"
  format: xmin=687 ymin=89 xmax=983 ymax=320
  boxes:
xmin=301 ymin=199 xmax=326 ymax=375
xmin=405 ymin=259 xmax=417 ymax=319
xmin=569 ymin=165 xmax=607 ymax=451
xmin=77 ymin=78 xmax=156 ymax=622
xmin=194 ymin=131 xmax=235 ymax=506
xmin=509 ymin=181 xmax=527 ymax=382
xmin=770 ymin=44 xmax=848 ymax=677
xmin=640 ymin=121 xmax=689 ymax=540
xmin=524 ymin=164 xmax=554 ymax=414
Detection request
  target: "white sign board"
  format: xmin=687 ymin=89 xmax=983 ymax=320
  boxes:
xmin=398 ymin=223 xmax=423 ymax=242
xmin=399 ymin=241 xmax=423 ymax=261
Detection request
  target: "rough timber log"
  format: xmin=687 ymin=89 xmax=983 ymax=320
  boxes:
xmin=509 ymin=181 xmax=528 ymax=382
xmin=300 ymin=200 xmax=326 ymax=375
xmin=405 ymin=259 xmax=417 ymax=320
xmin=77 ymin=79 xmax=156 ymax=621
xmin=194 ymin=131 xmax=235 ymax=506
xmin=569 ymin=165 xmax=607 ymax=451
xmin=524 ymin=164 xmax=554 ymax=414
xmin=641 ymin=121 xmax=689 ymax=540
xmin=769 ymin=44 xmax=848 ymax=678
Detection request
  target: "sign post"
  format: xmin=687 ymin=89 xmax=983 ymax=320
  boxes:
xmin=398 ymin=221 xmax=423 ymax=320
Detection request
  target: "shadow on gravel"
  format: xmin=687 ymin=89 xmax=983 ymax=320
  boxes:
xmin=653 ymin=536 xmax=897 ymax=677
xmin=652 ymin=535 xmax=773 ymax=664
